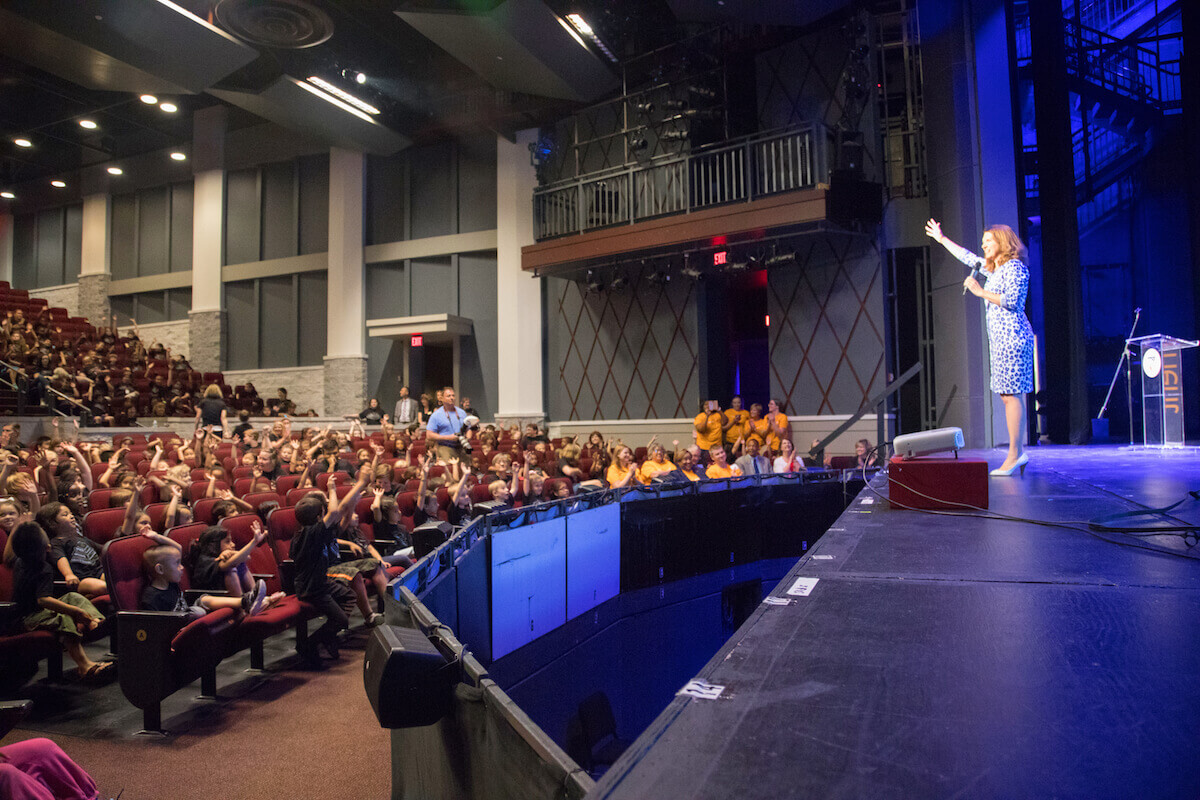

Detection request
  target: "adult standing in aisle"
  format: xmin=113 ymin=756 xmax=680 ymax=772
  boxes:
xmin=394 ymin=385 xmax=418 ymax=430
xmin=426 ymin=386 xmax=467 ymax=462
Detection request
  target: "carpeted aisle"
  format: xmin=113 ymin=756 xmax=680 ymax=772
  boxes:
xmin=0 ymin=631 xmax=391 ymax=800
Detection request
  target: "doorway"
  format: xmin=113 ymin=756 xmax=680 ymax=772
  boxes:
xmin=726 ymin=270 xmax=770 ymax=404
xmin=422 ymin=342 xmax=454 ymax=398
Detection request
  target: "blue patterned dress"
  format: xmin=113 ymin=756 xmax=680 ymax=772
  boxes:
xmin=948 ymin=243 xmax=1035 ymax=394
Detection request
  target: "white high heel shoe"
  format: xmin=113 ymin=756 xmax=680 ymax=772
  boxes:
xmin=989 ymin=453 xmax=1029 ymax=477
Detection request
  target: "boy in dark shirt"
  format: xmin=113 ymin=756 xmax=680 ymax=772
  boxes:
xmin=139 ymin=531 xmax=281 ymax=617
xmin=230 ymin=410 xmax=254 ymax=443
xmin=291 ymin=466 xmax=371 ymax=662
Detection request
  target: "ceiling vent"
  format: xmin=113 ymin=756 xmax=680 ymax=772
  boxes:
xmin=214 ymin=0 xmax=334 ymax=49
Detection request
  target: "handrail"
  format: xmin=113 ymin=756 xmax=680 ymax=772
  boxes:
xmin=45 ymin=384 xmax=90 ymax=415
xmin=534 ymin=123 xmax=822 ymax=194
xmin=531 ymin=123 xmax=827 ymax=240
xmin=0 ymin=357 xmax=90 ymax=417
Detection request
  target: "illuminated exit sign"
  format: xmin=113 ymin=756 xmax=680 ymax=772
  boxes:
xmin=411 ymin=335 xmax=423 ymax=347
xmin=713 ymin=251 xmax=728 ymax=266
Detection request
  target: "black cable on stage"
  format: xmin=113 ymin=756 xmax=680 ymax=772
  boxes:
xmin=859 ymin=444 xmax=1200 ymax=561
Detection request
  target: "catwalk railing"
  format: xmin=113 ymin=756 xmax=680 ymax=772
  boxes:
xmin=532 ymin=125 xmax=830 ymax=241
xmin=1014 ymin=9 xmax=1182 ymax=114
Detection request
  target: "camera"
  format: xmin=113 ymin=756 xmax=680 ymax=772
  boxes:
xmin=458 ymin=415 xmax=480 ymax=452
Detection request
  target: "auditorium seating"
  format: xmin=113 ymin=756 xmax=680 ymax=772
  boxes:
xmin=102 ymin=533 xmax=240 ymax=732
xmin=102 ymin=517 xmax=320 ymax=732
xmin=0 ymin=530 xmax=66 ymax=684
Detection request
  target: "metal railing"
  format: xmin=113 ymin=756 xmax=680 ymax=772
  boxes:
xmin=1014 ymin=10 xmax=1181 ymax=112
xmin=532 ymin=125 xmax=827 ymax=241
xmin=0 ymin=357 xmax=90 ymax=418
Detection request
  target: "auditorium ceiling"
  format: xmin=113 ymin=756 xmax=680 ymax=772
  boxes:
xmin=0 ymin=0 xmax=855 ymax=203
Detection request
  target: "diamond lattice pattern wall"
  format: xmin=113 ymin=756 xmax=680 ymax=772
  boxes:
xmin=769 ymin=237 xmax=884 ymax=414
xmin=547 ymin=270 xmax=699 ymax=420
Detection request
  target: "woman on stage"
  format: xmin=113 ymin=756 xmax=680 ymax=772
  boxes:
xmin=925 ymin=219 xmax=1033 ymax=476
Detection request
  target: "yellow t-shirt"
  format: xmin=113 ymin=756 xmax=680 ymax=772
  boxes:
xmin=705 ymin=462 xmax=743 ymax=479
xmin=681 ymin=469 xmax=701 ymax=482
xmin=606 ymin=463 xmax=645 ymax=487
xmin=745 ymin=418 xmax=769 ymax=446
xmin=723 ymin=409 xmax=749 ymax=444
xmin=694 ymin=412 xmax=724 ymax=450
xmin=765 ymin=412 xmax=790 ymax=452
xmin=638 ymin=459 xmax=677 ymax=483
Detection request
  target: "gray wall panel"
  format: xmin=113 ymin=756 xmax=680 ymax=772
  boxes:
xmin=137 ymin=290 xmax=166 ymax=324
xmin=64 ymin=204 xmax=83 ymax=282
xmin=366 ymin=337 xmax=403 ymax=411
xmin=366 ymin=154 xmax=407 ymax=245
xmin=170 ymin=183 xmax=194 ymax=272
xmin=298 ymin=154 xmax=329 ymax=255
xmin=297 ymin=271 xmax=327 ymax=366
xmin=224 ymin=168 xmax=261 ymax=266
xmin=262 ymin=161 xmax=298 ymax=261
xmin=458 ymin=135 xmax=497 ymax=235
xmin=12 ymin=215 xmax=36 ymax=289
xmin=110 ymin=194 xmax=137 ymax=279
xmin=137 ymin=188 xmax=169 ymax=275
xmin=366 ymin=261 xmax=408 ymax=320
xmin=225 ymin=280 xmax=257 ymax=370
xmin=259 ymin=274 xmax=296 ymax=367
xmin=457 ymin=252 xmax=498 ymax=421
xmin=168 ymin=288 xmax=192 ymax=320
xmin=409 ymin=142 xmax=453 ymax=240
xmin=410 ymin=257 xmax=453 ymax=312
xmin=110 ymin=296 xmax=134 ymax=325
xmin=35 ymin=208 xmax=64 ymax=287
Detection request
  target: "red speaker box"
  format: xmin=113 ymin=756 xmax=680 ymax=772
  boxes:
xmin=887 ymin=457 xmax=989 ymax=510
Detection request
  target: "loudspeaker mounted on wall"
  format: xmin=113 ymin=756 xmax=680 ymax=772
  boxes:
xmin=363 ymin=624 xmax=458 ymax=729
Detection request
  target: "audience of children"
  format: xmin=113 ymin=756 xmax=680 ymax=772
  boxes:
xmin=0 ymin=396 xmax=874 ymax=714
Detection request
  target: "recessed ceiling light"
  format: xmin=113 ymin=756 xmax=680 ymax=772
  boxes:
xmin=50 ymin=180 xmax=66 ymax=188
xmin=355 ymin=72 xmax=366 ymax=84
xmin=0 ymin=192 xmax=14 ymax=199
xmin=14 ymin=138 xmax=32 ymax=148
xmin=79 ymin=119 xmax=98 ymax=129
xmin=140 ymin=94 xmax=158 ymax=104
xmin=170 ymin=152 xmax=187 ymax=161
xmin=107 ymin=166 xmax=123 ymax=175
xmin=159 ymin=102 xmax=178 ymax=113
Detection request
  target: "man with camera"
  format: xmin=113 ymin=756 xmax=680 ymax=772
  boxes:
xmin=425 ymin=386 xmax=476 ymax=462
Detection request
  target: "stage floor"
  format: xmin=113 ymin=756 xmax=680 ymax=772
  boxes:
xmin=589 ymin=445 xmax=1200 ymax=800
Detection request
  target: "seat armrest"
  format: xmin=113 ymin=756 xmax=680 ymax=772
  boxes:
xmin=0 ymin=699 xmax=33 ymax=739
xmin=114 ymin=611 xmax=200 ymax=710
xmin=278 ymin=559 xmax=296 ymax=595
xmin=184 ymin=588 xmax=229 ymax=604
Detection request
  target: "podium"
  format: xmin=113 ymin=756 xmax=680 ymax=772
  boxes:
xmin=1127 ymin=334 xmax=1199 ymax=447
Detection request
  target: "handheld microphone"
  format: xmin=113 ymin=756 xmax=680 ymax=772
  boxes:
xmin=962 ymin=267 xmax=978 ymax=296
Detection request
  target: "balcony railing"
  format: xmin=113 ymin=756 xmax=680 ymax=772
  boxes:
xmin=532 ymin=125 xmax=828 ymax=241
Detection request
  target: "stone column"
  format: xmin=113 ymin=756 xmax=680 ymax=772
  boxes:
xmin=495 ymin=129 xmax=543 ymax=427
xmin=189 ymin=106 xmax=227 ymax=372
xmin=78 ymin=194 xmax=111 ymax=325
xmin=324 ymin=147 xmax=367 ymax=416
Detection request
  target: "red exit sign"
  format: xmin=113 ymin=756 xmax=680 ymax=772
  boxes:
xmin=713 ymin=251 xmax=727 ymax=266
xmin=411 ymin=334 xmax=423 ymax=347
